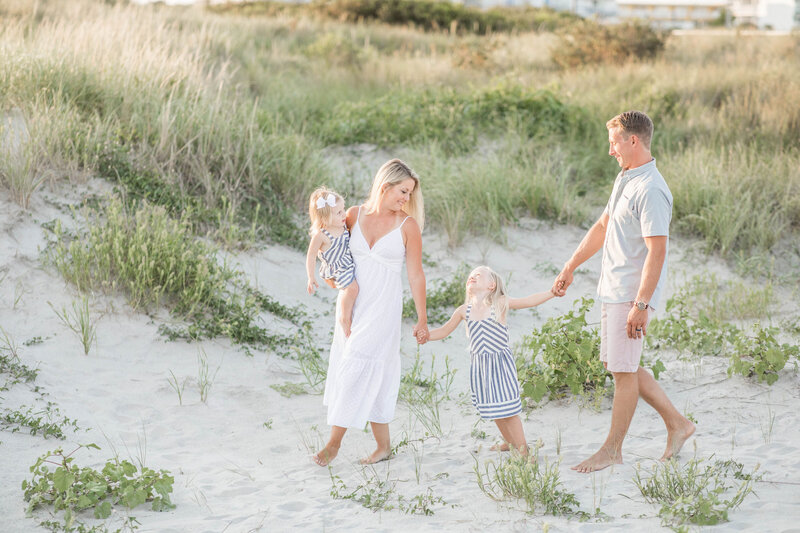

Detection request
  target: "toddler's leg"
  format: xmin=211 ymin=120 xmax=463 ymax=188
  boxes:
xmin=338 ymin=281 xmax=359 ymax=337
xmin=493 ymin=415 xmax=528 ymax=456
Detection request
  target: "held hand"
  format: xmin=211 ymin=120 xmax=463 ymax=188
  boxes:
xmin=413 ymin=321 xmax=429 ymax=345
xmin=552 ymin=268 xmax=573 ymax=297
xmin=626 ymin=307 xmax=648 ymax=339
xmin=307 ymin=278 xmax=318 ymax=295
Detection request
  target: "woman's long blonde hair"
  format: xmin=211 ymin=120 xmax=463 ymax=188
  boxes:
xmin=364 ymin=159 xmax=424 ymax=231
xmin=465 ymin=266 xmax=508 ymax=322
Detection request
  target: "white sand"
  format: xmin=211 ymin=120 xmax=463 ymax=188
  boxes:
xmin=1 ymin=185 xmax=799 ymax=533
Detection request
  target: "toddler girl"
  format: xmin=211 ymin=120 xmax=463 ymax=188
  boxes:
xmin=305 ymin=187 xmax=359 ymax=337
xmin=426 ymin=266 xmax=554 ymax=455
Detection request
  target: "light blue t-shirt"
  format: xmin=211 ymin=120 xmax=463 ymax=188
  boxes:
xmin=597 ymin=159 xmax=672 ymax=310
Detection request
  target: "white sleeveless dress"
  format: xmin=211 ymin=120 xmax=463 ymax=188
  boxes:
xmin=323 ymin=208 xmax=408 ymax=428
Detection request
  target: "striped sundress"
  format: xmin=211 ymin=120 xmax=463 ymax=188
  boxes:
xmin=466 ymin=304 xmax=523 ymax=420
xmin=317 ymin=228 xmax=356 ymax=289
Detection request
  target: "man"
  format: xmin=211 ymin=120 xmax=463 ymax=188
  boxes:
xmin=553 ymin=111 xmax=695 ymax=473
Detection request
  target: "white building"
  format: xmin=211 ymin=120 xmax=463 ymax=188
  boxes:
xmin=729 ymin=0 xmax=797 ymax=30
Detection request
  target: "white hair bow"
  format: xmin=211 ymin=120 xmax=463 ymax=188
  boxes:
xmin=316 ymin=193 xmax=337 ymax=210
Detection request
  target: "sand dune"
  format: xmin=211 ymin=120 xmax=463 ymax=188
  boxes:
xmin=1 ymin=186 xmax=799 ymax=532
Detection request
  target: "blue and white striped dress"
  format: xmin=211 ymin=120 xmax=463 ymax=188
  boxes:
xmin=318 ymin=228 xmax=356 ymax=289
xmin=466 ymin=304 xmax=522 ymax=420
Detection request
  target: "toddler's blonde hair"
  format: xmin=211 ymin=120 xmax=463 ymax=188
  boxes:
xmin=308 ymin=187 xmax=344 ymax=235
xmin=465 ymin=266 xmax=508 ymax=322
xmin=364 ymin=159 xmax=425 ymax=231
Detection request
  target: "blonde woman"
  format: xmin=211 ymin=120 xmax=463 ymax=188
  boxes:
xmin=426 ymin=266 xmax=555 ymax=455
xmin=314 ymin=159 xmax=428 ymax=466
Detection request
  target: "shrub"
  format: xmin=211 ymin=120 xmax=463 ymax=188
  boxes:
xmin=551 ymin=21 xmax=667 ymax=69
xmin=403 ymin=264 xmax=469 ymax=323
xmin=727 ymin=325 xmax=799 ymax=385
xmin=515 ymin=297 xmax=611 ymax=405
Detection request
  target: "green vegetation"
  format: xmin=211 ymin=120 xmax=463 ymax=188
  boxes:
xmin=2 ymin=0 xmax=797 ymax=256
xmin=211 ymin=0 xmax=580 ymax=35
xmin=23 ymin=444 xmax=174 ymax=532
xmin=399 ymin=349 xmax=456 ymax=437
xmin=403 ymin=264 xmax=468 ymax=323
xmin=634 ymin=458 xmax=760 ymax=531
xmin=515 ymin=298 xmax=611 ymax=405
xmin=47 ymin=199 xmax=307 ymax=352
xmin=475 ymin=453 xmax=587 ymax=518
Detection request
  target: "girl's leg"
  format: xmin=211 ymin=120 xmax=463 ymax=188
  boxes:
xmin=339 ymin=281 xmax=359 ymax=337
xmin=314 ymin=425 xmax=347 ymax=467
xmin=493 ymin=415 xmax=528 ymax=455
xmin=360 ymin=422 xmax=392 ymax=464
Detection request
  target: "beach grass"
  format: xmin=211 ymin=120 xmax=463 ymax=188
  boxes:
xmin=2 ymin=0 xmax=798 ymax=256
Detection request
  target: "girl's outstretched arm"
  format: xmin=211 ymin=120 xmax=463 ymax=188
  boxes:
xmin=428 ymin=305 xmax=466 ymax=342
xmin=508 ymin=289 xmax=556 ymax=310
xmin=305 ymin=231 xmax=325 ymax=294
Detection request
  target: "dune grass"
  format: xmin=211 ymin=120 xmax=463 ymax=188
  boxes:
xmin=1 ymin=0 xmax=798 ymax=256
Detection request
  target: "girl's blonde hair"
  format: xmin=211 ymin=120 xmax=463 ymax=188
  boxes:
xmin=465 ymin=266 xmax=508 ymax=321
xmin=308 ymin=186 xmax=344 ymax=235
xmin=364 ymin=159 xmax=424 ymax=231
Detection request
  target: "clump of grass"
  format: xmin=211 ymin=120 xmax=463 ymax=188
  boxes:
xmin=197 ymin=348 xmax=219 ymax=404
xmin=47 ymin=198 xmax=301 ymax=352
xmin=317 ymin=86 xmax=589 ymax=153
xmin=167 ymin=370 xmax=187 ymax=406
xmin=399 ymin=348 xmax=456 ymax=437
xmin=271 ymin=332 xmax=328 ymax=397
xmin=403 ymin=264 xmax=468 ymax=323
xmin=552 ymin=20 xmax=666 ymax=69
xmin=475 ymin=452 xmax=587 ymax=518
xmin=634 ymin=457 xmax=760 ymax=530
xmin=49 ymin=296 xmax=98 ymax=356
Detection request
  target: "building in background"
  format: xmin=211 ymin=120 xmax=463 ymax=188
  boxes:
xmin=615 ymin=0 xmax=726 ymax=27
xmin=729 ymin=0 xmax=797 ymax=29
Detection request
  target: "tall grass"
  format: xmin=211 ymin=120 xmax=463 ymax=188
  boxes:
xmin=1 ymin=0 xmax=798 ymax=255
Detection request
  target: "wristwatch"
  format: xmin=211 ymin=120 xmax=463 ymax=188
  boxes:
xmin=635 ymin=301 xmax=649 ymax=310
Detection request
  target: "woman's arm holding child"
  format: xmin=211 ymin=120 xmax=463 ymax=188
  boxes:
xmin=305 ymin=231 xmax=326 ymax=294
xmin=508 ymin=289 xmax=556 ymax=310
xmin=427 ymin=305 xmax=467 ymax=342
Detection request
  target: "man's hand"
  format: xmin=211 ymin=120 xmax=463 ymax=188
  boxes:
xmin=307 ymin=278 xmax=318 ymax=295
xmin=626 ymin=306 xmax=648 ymax=339
xmin=552 ymin=268 xmax=574 ymax=297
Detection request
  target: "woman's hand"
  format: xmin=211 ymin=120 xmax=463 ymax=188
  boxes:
xmin=413 ymin=321 xmax=429 ymax=345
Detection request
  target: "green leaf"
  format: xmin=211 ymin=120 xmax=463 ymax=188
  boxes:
xmin=94 ymin=500 xmax=112 ymax=519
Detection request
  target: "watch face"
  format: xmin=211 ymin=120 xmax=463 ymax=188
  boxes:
xmin=636 ymin=302 xmax=647 ymax=310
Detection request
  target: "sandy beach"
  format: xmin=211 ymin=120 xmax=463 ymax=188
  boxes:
xmin=1 ymin=180 xmax=799 ymax=533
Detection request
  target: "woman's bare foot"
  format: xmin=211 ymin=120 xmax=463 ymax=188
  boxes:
xmin=571 ymin=448 xmax=622 ymax=473
xmin=313 ymin=444 xmax=340 ymax=467
xmin=661 ymin=419 xmax=696 ymax=461
xmin=490 ymin=442 xmax=510 ymax=452
xmin=359 ymin=447 xmax=391 ymax=465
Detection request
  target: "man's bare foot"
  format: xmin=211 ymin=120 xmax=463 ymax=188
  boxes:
xmin=490 ymin=442 xmax=510 ymax=452
xmin=571 ymin=448 xmax=622 ymax=473
xmin=661 ymin=419 xmax=696 ymax=461
xmin=359 ymin=448 xmax=391 ymax=465
xmin=313 ymin=445 xmax=339 ymax=467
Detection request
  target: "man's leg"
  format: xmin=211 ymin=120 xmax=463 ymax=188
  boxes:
xmin=572 ymin=370 xmax=639 ymax=473
xmin=637 ymin=367 xmax=695 ymax=460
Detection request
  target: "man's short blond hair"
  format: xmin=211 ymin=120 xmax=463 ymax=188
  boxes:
xmin=606 ymin=111 xmax=654 ymax=149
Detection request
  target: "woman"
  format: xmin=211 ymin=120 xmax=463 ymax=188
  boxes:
xmin=314 ymin=159 xmax=428 ymax=466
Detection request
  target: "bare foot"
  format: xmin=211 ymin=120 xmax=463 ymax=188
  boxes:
xmin=359 ymin=448 xmax=391 ymax=465
xmin=571 ymin=448 xmax=622 ymax=473
xmin=490 ymin=442 xmax=510 ymax=452
xmin=339 ymin=315 xmax=352 ymax=338
xmin=661 ymin=419 xmax=696 ymax=461
xmin=313 ymin=445 xmax=339 ymax=467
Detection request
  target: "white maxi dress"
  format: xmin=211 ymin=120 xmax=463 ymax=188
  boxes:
xmin=323 ymin=208 xmax=407 ymax=428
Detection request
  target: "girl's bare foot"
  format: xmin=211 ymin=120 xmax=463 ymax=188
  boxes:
xmin=571 ymin=448 xmax=622 ymax=473
xmin=359 ymin=447 xmax=391 ymax=465
xmin=661 ymin=419 xmax=696 ymax=461
xmin=490 ymin=442 xmax=510 ymax=452
xmin=313 ymin=444 xmax=339 ymax=467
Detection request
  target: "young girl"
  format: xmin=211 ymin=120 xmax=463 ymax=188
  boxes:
xmin=426 ymin=266 xmax=555 ymax=455
xmin=306 ymin=187 xmax=359 ymax=337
